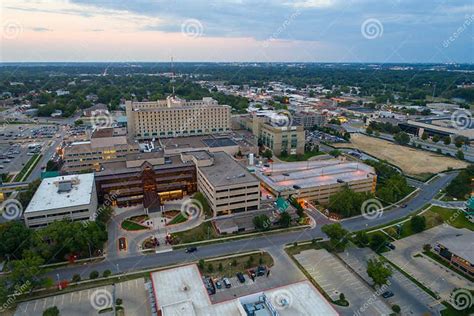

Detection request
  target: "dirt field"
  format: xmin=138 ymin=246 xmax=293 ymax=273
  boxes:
xmin=335 ymin=134 xmax=468 ymax=177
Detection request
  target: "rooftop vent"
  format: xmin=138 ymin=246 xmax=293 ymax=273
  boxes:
xmin=57 ymin=181 xmax=73 ymax=193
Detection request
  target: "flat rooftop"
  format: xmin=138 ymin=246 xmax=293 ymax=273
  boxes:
xmin=198 ymin=152 xmax=258 ymax=187
xmin=437 ymin=230 xmax=474 ymax=263
xmin=257 ymin=160 xmax=375 ymax=192
xmin=159 ymin=135 xmax=238 ymax=150
xmin=150 ymin=264 xmax=338 ymax=316
xmin=25 ymin=173 xmax=95 ymax=213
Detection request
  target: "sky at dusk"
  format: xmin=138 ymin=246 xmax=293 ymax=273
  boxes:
xmin=1 ymin=0 xmax=473 ymax=63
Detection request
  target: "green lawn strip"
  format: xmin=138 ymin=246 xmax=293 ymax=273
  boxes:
xmin=168 ymin=213 xmax=187 ymax=225
xmin=378 ymin=255 xmax=439 ymax=299
xmin=198 ymin=252 xmax=273 ymax=279
xmin=121 ymin=220 xmax=148 ymax=231
xmin=10 ymin=250 xmax=266 ymax=307
xmin=13 ymin=154 xmax=42 ymax=182
xmin=284 ymin=242 xmax=349 ymax=306
xmin=171 ymin=222 xmax=310 ymax=248
xmin=428 ymin=206 xmax=474 ymax=231
xmin=423 ymin=250 xmax=474 ymax=282
xmin=278 ymin=150 xmax=326 ymax=162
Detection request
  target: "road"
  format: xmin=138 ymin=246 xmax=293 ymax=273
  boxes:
xmin=48 ymin=172 xmax=458 ymax=281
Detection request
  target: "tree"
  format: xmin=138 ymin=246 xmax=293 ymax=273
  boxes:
xmin=369 ymin=232 xmax=388 ymax=253
xmin=218 ymin=262 xmax=223 ymax=272
xmin=72 ymin=274 xmax=81 ymax=282
xmin=456 ymin=150 xmax=464 ymax=160
xmin=329 ymin=149 xmax=341 ymax=157
xmin=445 ymin=165 xmax=474 ymax=199
xmin=207 ymin=263 xmax=214 ymax=273
xmin=367 ymin=258 xmax=392 ymax=287
xmin=103 ymin=270 xmax=112 ymax=277
xmin=410 ymin=215 xmax=426 ymax=233
xmin=74 ymin=119 xmax=83 ymax=126
xmin=198 ymin=259 xmax=205 ymax=269
xmin=278 ymin=212 xmax=291 ymax=228
xmin=455 ymin=140 xmax=463 ymax=148
xmin=443 ymin=136 xmax=451 ymax=145
xmin=432 ymin=135 xmax=440 ymax=143
xmin=0 ymin=221 xmax=32 ymax=260
xmin=262 ymin=149 xmax=273 ymax=159
xmin=423 ymin=244 xmax=432 ymax=252
xmin=353 ymin=231 xmax=370 ymax=247
xmin=421 ymin=132 xmax=428 ymax=140
xmin=321 ymin=223 xmax=349 ymax=251
xmin=392 ymin=304 xmax=401 ymax=313
xmin=8 ymin=252 xmax=44 ymax=289
xmin=366 ymin=127 xmax=373 ymax=135
xmin=43 ymin=306 xmax=60 ymax=316
xmin=253 ymin=214 xmax=271 ymax=231
xmin=393 ymin=132 xmax=410 ymax=145
xmin=89 ymin=271 xmax=99 ymax=279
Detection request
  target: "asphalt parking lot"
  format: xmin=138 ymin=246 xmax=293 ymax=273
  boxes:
xmin=294 ymin=249 xmax=391 ymax=316
xmin=15 ymin=278 xmax=151 ymax=316
xmin=383 ymin=225 xmax=473 ymax=300
xmin=340 ymin=247 xmax=442 ymax=315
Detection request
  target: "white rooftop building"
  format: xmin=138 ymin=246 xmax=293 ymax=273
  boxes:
xmin=24 ymin=173 xmax=97 ymax=228
xmin=150 ymin=264 xmax=338 ymax=316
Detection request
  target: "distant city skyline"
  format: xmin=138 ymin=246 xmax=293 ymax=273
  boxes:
xmin=1 ymin=0 xmax=473 ymax=63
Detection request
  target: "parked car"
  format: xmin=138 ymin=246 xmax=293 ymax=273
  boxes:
xmin=222 ymin=278 xmax=231 ymax=288
xmin=185 ymin=246 xmax=197 ymax=253
xmin=215 ymin=280 xmax=222 ymax=289
xmin=118 ymin=237 xmax=127 ymax=251
xmin=236 ymin=272 xmax=245 ymax=283
xmin=257 ymin=265 xmax=266 ymax=276
xmin=386 ymin=243 xmax=396 ymax=250
xmin=382 ymin=291 xmax=394 ymax=298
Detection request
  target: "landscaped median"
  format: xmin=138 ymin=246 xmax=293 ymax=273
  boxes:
xmin=8 ymin=250 xmax=272 ymax=310
xmin=12 ymin=153 xmax=42 ymax=182
xmin=170 ymin=221 xmax=311 ymax=249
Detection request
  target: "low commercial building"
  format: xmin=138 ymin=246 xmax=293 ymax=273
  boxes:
xmin=256 ymin=159 xmax=376 ymax=204
xmin=24 ymin=174 xmax=97 ymax=228
xmin=183 ymin=151 xmax=260 ymax=217
xmin=126 ymin=96 xmax=231 ymax=140
xmin=399 ymin=119 xmax=474 ymax=141
xmin=150 ymin=264 xmax=338 ymax=316
xmin=435 ymin=232 xmax=473 ymax=276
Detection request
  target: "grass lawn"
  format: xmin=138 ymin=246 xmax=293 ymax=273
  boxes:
xmin=198 ymin=252 xmax=274 ymax=278
xmin=428 ymin=206 xmax=474 ymax=231
xmin=278 ymin=150 xmax=325 ymax=162
xmin=121 ymin=220 xmax=148 ymax=231
xmin=172 ymin=221 xmax=218 ymax=244
xmin=284 ymin=240 xmax=327 ymax=256
xmin=168 ymin=213 xmax=187 ymax=225
xmin=383 ymin=205 xmax=471 ymax=240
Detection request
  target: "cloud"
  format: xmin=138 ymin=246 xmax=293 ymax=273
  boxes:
xmin=31 ymin=27 xmax=52 ymax=32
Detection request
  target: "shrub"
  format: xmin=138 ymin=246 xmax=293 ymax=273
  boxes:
xmin=72 ymin=274 xmax=81 ymax=282
xmin=103 ymin=270 xmax=112 ymax=278
xmin=392 ymin=304 xmax=401 ymax=313
xmin=89 ymin=271 xmax=99 ymax=279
